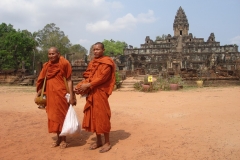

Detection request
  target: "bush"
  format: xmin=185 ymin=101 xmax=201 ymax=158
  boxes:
xmin=168 ymin=75 xmax=183 ymax=84
xmin=156 ymin=76 xmax=170 ymax=90
xmin=115 ymin=71 xmax=121 ymax=88
xmin=134 ymin=82 xmax=142 ymax=91
xmin=134 ymin=81 xmax=161 ymax=92
xmin=134 ymin=75 xmax=185 ymax=92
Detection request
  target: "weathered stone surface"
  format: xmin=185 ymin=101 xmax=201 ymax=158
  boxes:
xmin=122 ymin=6 xmax=240 ymax=80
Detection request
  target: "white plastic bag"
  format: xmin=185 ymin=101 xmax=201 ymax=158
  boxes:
xmin=60 ymin=104 xmax=81 ymax=136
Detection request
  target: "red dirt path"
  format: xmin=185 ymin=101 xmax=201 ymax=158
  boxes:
xmin=0 ymin=86 xmax=240 ymax=160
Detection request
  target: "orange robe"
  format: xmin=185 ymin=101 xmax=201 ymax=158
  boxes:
xmin=78 ymin=56 xmax=115 ymax=134
xmin=36 ymin=56 xmax=72 ymax=133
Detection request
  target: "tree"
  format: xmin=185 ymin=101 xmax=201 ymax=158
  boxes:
xmin=69 ymin=44 xmax=87 ymax=61
xmin=35 ymin=23 xmax=71 ymax=62
xmin=102 ymin=39 xmax=128 ymax=56
xmin=0 ymin=23 xmax=15 ymax=37
xmin=0 ymin=23 xmax=37 ymax=71
xmin=0 ymin=22 xmax=87 ymax=73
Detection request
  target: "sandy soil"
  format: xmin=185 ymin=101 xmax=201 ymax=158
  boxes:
xmin=0 ymin=85 xmax=240 ymax=160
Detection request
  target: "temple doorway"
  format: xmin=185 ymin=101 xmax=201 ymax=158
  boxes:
xmin=173 ymin=63 xmax=181 ymax=74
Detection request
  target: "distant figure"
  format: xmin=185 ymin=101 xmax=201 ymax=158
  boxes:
xmin=74 ymin=42 xmax=115 ymax=153
xmin=35 ymin=47 xmax=76 ymax=149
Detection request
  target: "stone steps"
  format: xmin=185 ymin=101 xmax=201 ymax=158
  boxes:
xmin=118 ymin=77 xmax=140 ymax=91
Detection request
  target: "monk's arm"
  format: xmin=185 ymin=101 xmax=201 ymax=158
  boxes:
xmin=67 ymin=77 xmax=76 ymax=105
xmin=35 ymin=66 xmax=46 ymax=103
xmin=77 ymin=64 xmax=112 ymax=91
xmin=36 ymin=63 xmax=48 ymax=92
xmin=89 ymin=64 xmax=112 ymax=89
xmin=36 ymin=73 xmax=44 ymax=92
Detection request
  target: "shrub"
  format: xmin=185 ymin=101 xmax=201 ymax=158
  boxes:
xmin=156 ymin=76 xmax=170 ymax=90
xmin=115 ymin=71 xmax=121 ymax=88
xmin=134 ymin=82 xmax=142 ymax=91
xmin=168 ymin=75 xmax=183 ymax=84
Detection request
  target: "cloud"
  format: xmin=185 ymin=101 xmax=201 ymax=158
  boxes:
xmin=78 ymin=39 xmax=89 ymax=44
xmin=137 ymin=10 xmax=156 ymax=23
xmin=230 ymin=36 xmax=240 ymax=46
xmin=0 ymin=0 xmax=120 ymax=30
xmin=0 ymin=0 xmax=125 ymax=50
xmin=86 ymin=10 xmax=156 ymax=33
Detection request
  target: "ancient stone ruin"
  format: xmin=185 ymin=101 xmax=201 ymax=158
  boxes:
xmin=0 ymin=61 xmax=36 ymax=85
xmin=71 ymin=59 xmax=88 ymax=85
xmin=121 ymin=6 xmax=240 ymax=81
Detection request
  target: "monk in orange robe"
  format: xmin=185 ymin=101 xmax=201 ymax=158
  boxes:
xmin=74 ymin=42 xmax=115 ymax=153
xmin=35 ymin=47 xmax=75 ymax=149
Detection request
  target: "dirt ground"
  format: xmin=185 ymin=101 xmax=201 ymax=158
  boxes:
xmin=0 ymin=85 xmax=240 ymax=160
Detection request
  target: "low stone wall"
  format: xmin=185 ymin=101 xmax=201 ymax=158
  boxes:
xmin=0 ymin=75 xmax=19 ymax=84
xmin=185 ymin=80 xmax=240 ymax=87
xmin=0 ymin=75 xmax=36 ymax=86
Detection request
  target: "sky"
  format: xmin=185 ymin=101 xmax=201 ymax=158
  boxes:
xmin=0 ymin=0 xmax=240 ymax=53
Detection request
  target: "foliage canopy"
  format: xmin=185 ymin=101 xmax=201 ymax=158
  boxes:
xmin=0 ymin=23 xmax=37 ymax=70
xmin=102 ymin=39 xmax=128 ymax=56
xmin=0 ymin=22 xmax=88 ymax=73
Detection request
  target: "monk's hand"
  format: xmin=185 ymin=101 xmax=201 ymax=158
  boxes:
xmin=69 ymin=97 xmax=76 ymax=106
xmin=73 ymin=87 xmax=80 ymax=95
xmin=79 ymin=83 xmax=91 ymax=92
xmin=37 ymin=89 xmax=42 ymax=96
xmin=34 ymin=89 xmax=42 ymax=103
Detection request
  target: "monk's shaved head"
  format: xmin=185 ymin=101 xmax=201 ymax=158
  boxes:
xmin=48 ymin=47 xmax=60 ymax=63
xmin=48 ymin=47 xmax=59 ymax=53
xmin=94 ymin=42 xmax=104 ymax=49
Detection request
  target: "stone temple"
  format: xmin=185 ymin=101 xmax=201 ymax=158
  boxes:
xmin=121 ymin=6 xmax=240 ymax=80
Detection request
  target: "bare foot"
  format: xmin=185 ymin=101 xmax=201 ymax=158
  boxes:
xmin=59 ymin=141 xmax=68 ymax=149
xmin=99 ymin=144 xmax=112 ymax=153
xmin=51 ymin=139 xmax=61 ymax=148
xmin=89 ymin=142 xmax=103 ymax=150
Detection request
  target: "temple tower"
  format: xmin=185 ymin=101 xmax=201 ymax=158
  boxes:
xmin=173 ymin=6 xmax=189 ymax=36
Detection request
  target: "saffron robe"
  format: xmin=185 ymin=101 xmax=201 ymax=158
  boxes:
xmin=77 ymin=56 xmax=115 ymax=134
xmin=36 ymin=56 xmax=72 ymax=133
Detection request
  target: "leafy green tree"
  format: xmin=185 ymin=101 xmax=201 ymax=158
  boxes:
xmin=35 ymin=23 xmax=71 ymax=62
xmin=0 ymin=23 xmax=15 ymax=36
xmin=102 ymin=39 xmax=128 ymax=56
xmin=69 ymin=44 xmax=87 ymax=62
xmin=0 ymin=23 xmax=15 ymax=69
xmin=0 ymin=23 xmax=37 ymax=71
